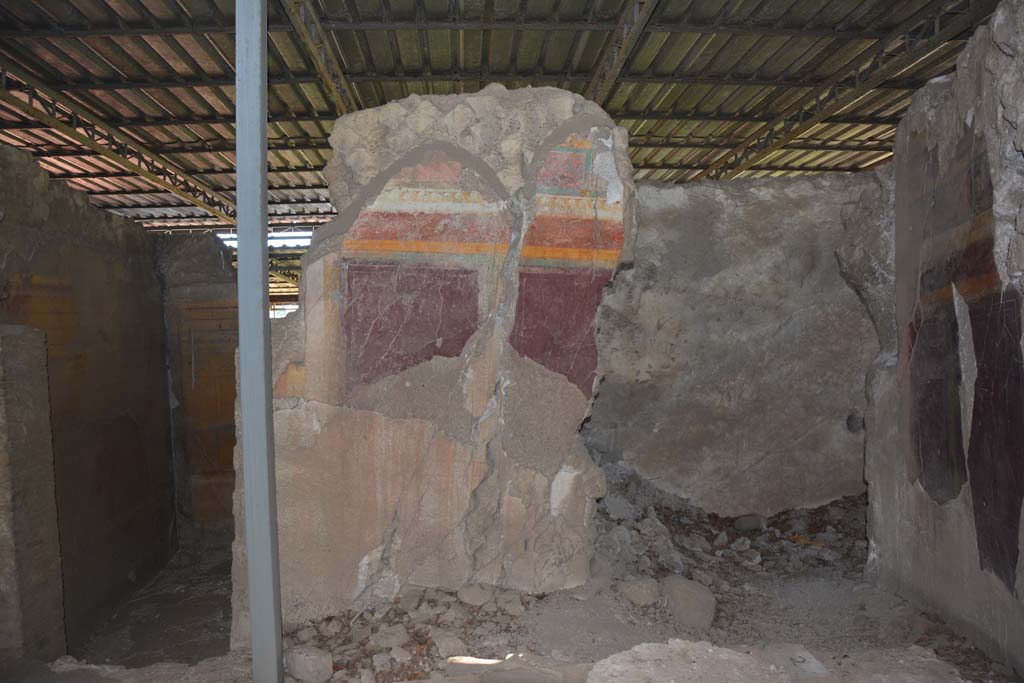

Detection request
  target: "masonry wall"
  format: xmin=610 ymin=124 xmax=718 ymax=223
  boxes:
xmin=0 ymin=325 xmax=65 ymax=660
xmin=156 ymin=235 xmax=238 ymax=546
xmin=232 ymin=85 xmax=633 ymax=644
xmin=0 ymin=145 xmax=174 ymax=652
xmin=847 ymin=0 xmax=1024 ymax=673
xmin=586 ymin=175 xmax=879 ymax=517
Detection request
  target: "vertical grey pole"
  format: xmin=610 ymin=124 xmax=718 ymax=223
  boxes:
xmin=235 ymin=1 xmax=283 ymax=681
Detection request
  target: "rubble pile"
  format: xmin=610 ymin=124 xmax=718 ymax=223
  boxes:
xmin=281 ymin=586 xmax=534 ymax=682
xmin=592 ymin=464 xmax=870 ymax=593
xmin=274 ymin=466 xmax=1018 ymax=683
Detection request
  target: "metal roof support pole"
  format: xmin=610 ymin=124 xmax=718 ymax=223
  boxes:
xmin=236 ymin=1 xmax=284 ymax=681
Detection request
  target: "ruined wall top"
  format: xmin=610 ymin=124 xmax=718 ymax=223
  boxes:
xmin=895 ymin=0 xmax=1024 ymax=292
xmin=315 ymin=84 xmax=634 ymax=261
xmin=154 ymin=234 xmax=237 ymax=288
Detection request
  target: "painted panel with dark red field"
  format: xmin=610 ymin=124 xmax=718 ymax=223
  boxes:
xmin=511 ymin=268 xmax=613 ymax=396
xmin=343 ymin=262 xmax=481 ymax=386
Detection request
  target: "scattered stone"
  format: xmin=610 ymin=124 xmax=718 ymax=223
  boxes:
xmin=680 ymin=533 xmax=711 ymax=553
xmin=285 ymin=645 xmax=334 ymax=683
xmin=398 ymin=586 xmax=425 ymax=611
xmin=440 ymin=604 xmax=469 ymax=625
xmin=660 ymin=576 xmax=717 ymax=631
xmin=368 ymin=624 xmax=408 ymax=651
xmin=637 ymin=508 xmax=670 ymax=541
xmin=424 ymin=588 xmax=454 ymax=604
xmin=295 ymin=626 xmax=318 ymax=644
xmin=333 ymin=642 xmax=360 ymax=658
xmin=371 ymin=652 xmax=392 ymax=671
xmin=588 ymin=639 xmax=789 ymax=682
xmin=817 ymin=548 xmax=841 ymax=563
xmin=740 ymin=549 xmax=762 ymax=565
xmin=657 ymin=547 xmax=687 ymax=574
xmin=457 ymin=584 xmax=494 ymax=607
xmin=430 ymin=627 xmax=468 ymax=658
xmin=390 ymin=646 xmax=412 ymax=663
xmin=408 ymin=602 xmax=443 ymax=622
xmin=713 ymin=531 xmax=729 ymax=547
xmin=496 ymin=591 xmax=525 ymax=616
xmin=729 ymin=537 xmax=751 ymax=552
xmin=618 ymin=578 xmax=661 ymax=607
xmin=691 ymin=569 xmax=714 ymax=587
xmin=783 ymin=516 xmax=808 ymax=535
xmin=734 ymin=514 xmax=766 ymax=532
xmin=602 ymin=493 xmax=640 ymax=522
xmin=317 ymin=618 xmax=343 ymax=638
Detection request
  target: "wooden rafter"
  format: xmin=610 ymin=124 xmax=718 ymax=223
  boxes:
xmin=585 ymin=0 xmax=661 ymax=106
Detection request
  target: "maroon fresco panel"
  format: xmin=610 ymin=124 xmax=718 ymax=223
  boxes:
xmin=902 ymin=127 xmax=1024 ymax=592
xmin=510 ymin=268 xmax=613 ymax=397
xmin=344 ymin=262 xmax=480 ymax=385
xmin=965 ymin=286 xmax=1024 ymax=593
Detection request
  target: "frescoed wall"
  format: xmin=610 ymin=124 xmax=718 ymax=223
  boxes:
xmin=898 ymin=127 xmax=1024 ymax=591
xmin=860 ymin=1 xmax=1024 ymax=672
xmin=231 ymin=86 xmax=633 ymax=644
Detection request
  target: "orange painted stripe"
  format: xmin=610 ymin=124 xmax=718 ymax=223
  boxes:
xmin=918 ymin=271 xmax=1003 ymax=309
xmin=343 ymin=239 xmax=503 ymax=255
xmin=957 ymin=270 xmax=1002 ymax=300
xmin=521 ymin=245 xmax=621 ymax=263
xmin=342 ymin=238 xmax=621 ymax=264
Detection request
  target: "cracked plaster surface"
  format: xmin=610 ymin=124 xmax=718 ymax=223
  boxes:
xmin=231 ymin=85 xmax=634 ymax=644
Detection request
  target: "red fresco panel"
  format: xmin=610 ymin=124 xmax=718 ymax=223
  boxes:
xmin=510 ymin=268 xmax=613 ymax=397
xmin=343 ymin=263 xmax=480 ymax=386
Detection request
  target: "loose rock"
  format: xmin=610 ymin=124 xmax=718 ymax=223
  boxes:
xmin=368 ymin=624 xmax=408 ymax=651
xmin=496 ymin=591 xmax=525 ymax=616
xmin=429 ymin=627 xmax=468 ymax=658
xmin=618 ymin=578 xmax=661 ymax=607
xmin=602 ymin=493 xmax=640 ymax=522
xmin=285 ymin=646 xmax=334 ymax=683
xmin=660 ymin=576 xmax=716 ymax=631
xmin=458 ymin=584 xmax=495 ymax=607
xmin=729 ymin=537 xmax=751 ymax=552
xmin=734 ymin=514 xmax=766 ymax=532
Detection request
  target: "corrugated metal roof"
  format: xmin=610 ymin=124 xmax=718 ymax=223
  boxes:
xmin=0 ymin=0 xmax=999 ymax=298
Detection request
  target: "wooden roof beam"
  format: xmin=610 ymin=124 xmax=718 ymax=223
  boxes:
xmin=584 ymin=0 xmax=661 ymax=106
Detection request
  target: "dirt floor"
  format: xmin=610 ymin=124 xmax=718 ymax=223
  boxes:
xmin=78 ymin=546 xmax=232 ymax=667
xmin=2 ymin=468 xmax=1019 ymax=682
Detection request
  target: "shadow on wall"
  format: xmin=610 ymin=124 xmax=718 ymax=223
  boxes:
xmin=0 ymin=147 xmax=243 ymax=657
xmin=156 ymin=234 xmax=240 ymax=548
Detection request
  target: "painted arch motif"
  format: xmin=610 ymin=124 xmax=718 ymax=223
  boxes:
xmin=338 ymin=132 xmax=627 ymax=399
xmin=339 ymin=150 xmax=512 ymax=386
